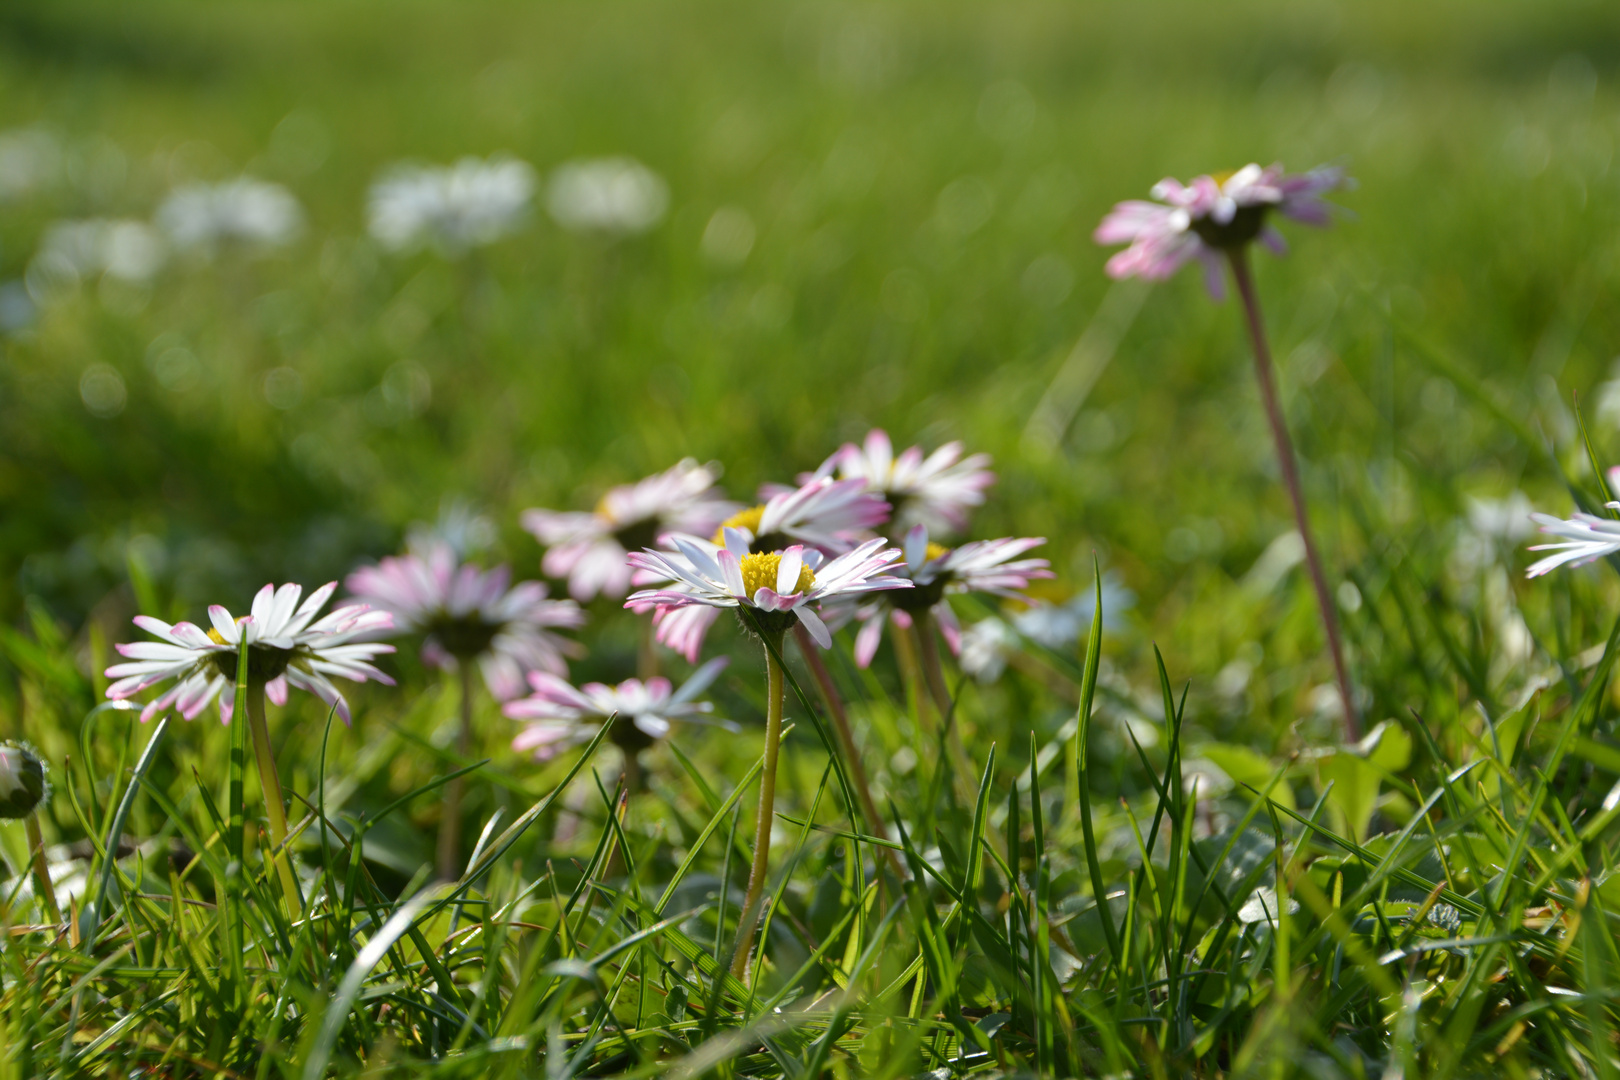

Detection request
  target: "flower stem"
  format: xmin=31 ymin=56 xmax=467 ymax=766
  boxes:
xmin=437 ymin=663 xmax=477 ymax=881
xmin=246 ymin=684 xmax=303 ymax=918
xmin=732 ymin=632 xmax=786 ymax=979
xmin=1227 ymin=247 xmax=1360 ymax=741
xmin=637 ymin=618 xmax=659 ymax=681
xmin=792 ymin=624 xmax=886 ymax=838
xmin=25 ymin=811 xmax=60 ymax=926
xmin=911 ymin=610 xmax=979 ymax=795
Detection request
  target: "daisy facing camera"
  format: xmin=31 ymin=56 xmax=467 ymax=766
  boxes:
xmin=0 ymin=741 xmax=47 ymax=820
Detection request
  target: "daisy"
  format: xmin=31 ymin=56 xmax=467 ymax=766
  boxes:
xmin=106 ymin=582 xmax=394 ymax=913
xmin=346 ymin=543 xmax=585 ymax=702
xmin=809 ymin=429 xmax=994 ymax=535
xmin=157 ymin=178 xmax=304 ymax=255
xmin=1 ymin=740 xmax=57 ymax=923
xmin=522 ymin=459 xmax=738 ymax=602
xmin=1094 ymin=163 xmax=1348 ymax=299
xmin=1525 ymin=507 xmax=1620 ymax=577
xmin=105 ymin=582 xmax=396 ymax=726
xmin=368 ymin=155 xmax=537 ymax=254
xmin=625 ymin=533 xmax=908 ymax=978
xmin=505 ymin=658 xmax=731 ymax=792
xmin=0 ymin=741 xmax=46 ymax=821
xmin=1095 ymin=162 xmax=1360 ymax=740
xmin=627 ymin=535 xmax=910 ymax=649
xmin=852 ymin=526 xmax=1051 ymax=668
xmin=347 ymin=543 xmax=584 ymax=878
xmin=546 ymin=157 xmax=668 ymax=235
xmin=711 ymin=476 xmax=891 ymax=556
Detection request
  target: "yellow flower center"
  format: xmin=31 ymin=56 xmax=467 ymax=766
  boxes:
xmin=738 ymin=552 xmax=815 ymax=597
xmin=1210 ymin=168 xmax=1237 ymax=186
xmin=924 ymin=542 xmax=950 ymax=562
xmin=714 ymin=504 xmax=766 ymax=545
xmin=207 ymin=627 xmax=229 ymax=645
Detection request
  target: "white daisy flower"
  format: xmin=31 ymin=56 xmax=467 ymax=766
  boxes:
xmin=851 ymin=525 xmax=1050 ymax=667
xmin=546 ymin=156 xmax=668 ymax=235
xmin=1526 ymin=507 xmax=1620 ymax=578
xmin=625 ymin=535 xmax=911 ymax=648
xmin=346 ymin=544 xmax=585 ymax=702
xmin=522 ymin=459 xmax=738 ymax=602
xmin=809 ymin=429 xmax=994 ymax=535
xmin=367 ymin=155 xmax=537 ymax=253
xmin=105 ymin=583 xmax=395 ymax=725
xmin=505 ymin=657 xmax=731 ymax=761
xmin=157 ymin=178 xmax=304 ymax=255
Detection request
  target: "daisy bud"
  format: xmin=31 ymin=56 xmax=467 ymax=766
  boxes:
xmin=0 ymin=741 xmax=48 ymax=820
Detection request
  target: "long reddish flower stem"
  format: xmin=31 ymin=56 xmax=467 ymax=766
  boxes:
xmin=1227 ymin=248 xmax=1360 ymax=742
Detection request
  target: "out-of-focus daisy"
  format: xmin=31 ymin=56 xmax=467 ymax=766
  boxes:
xmin=546 ymin=157 xmax=668 ymax=235
xmin=1525 ymin=506 xmax=1620 ymax=578
xmin=345 ymin=544 xmax=584 ymax=702
xmin=712 ymin=476 xmax=891 ymax=555
xmin=31 ymin=219 xmax=166 ymax=288
xmin=809 ymin=429 xmax=994 ymax=535
xmin=851 ymin=526 xmax=1050 ymax=667
xmin=105 ymin=583 xmax=395 ymax=725
xmin=506 ymin=657 xmax=731 ymax=775
xmin=368 ymin=155 xmax=537 ymax=253
xmin=0 ymin=128 xmax=62 ymax=201
xmin=627 ymin=536 xmax=910 ymax=648
xmin=523 ymin=459 xmax=737 ymax=603
xmin=1094 ymin=163 xmax=1348 ymax=298
xmin=157 ymin=178 xmax=304 ymax=255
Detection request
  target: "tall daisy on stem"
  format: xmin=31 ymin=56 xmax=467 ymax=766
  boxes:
xmin=626 ymin=533 xmax=911 ymax=977
xmin=1096 ymin=162 xmax=1360 ymax=739
xmin=347 ymin=544 xmax=584 ymax=879
xmin=105 ymin=583 xmax=396 ymax=915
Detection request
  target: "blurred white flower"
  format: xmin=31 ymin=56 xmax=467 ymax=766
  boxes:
xmin=1466 ymin=492 xmax=1536 ymax=545
xmin=31 ymin=219 xmax=166 ymax=294
xmin=1012 ymin=573 xmax=1135 ymax=649
xmin=367 ymin=155 xmax=536 ymax=253
xmin=958 ymin=616 xmax=1018 ymax=682
xmin=547 ymin=157 xmax=668 ymax=234
xmin=157 ymin=177 xmax=304 ymax=255
xmin=0 ymin=128 xmax=62 ymax=200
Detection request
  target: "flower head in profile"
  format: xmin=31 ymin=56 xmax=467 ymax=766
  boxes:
xmin=0 ymin=741 xmax=47 ymax=820
xmin=1525 ymin=506 xmax=1620 ymax=578
xmin=157 ymin=178 xmax=304 ymax=256
xmin=505 ymin=657 xmax=731 ymax=761
xmin=1094 ymin=163 xmax=1349 ymax=298
xmin=809 ymin=430 xmax=994 ymax=535
xmin=368 ymin=155 xmax=537 ymax=254
xmin=850 ymin=525 xmax=1051 ymax=667
xmin=546 ymin=157 xmax=668 ymax=235
xmin=523 ymin=459 xmax=738 ymax=602
xmin=712 ymin=476 xmax=891 ymax=556
xmin=105 ymin=583 xmax=395 ymax=725
xmin=346 ymin=544 xmax=584 ymax=701
xmin=626 ymin=535 xmax=910 ymax=648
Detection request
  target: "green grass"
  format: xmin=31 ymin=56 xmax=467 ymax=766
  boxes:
xmin=3 ymin=0 xmax=1620 ymax=1075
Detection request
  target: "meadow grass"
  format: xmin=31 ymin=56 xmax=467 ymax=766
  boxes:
xmin=3 ymin=0 xmax=1620 ymax=1075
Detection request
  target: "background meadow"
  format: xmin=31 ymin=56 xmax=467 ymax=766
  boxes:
xmin=4 ymin=0 xmax=1620 ymax=1076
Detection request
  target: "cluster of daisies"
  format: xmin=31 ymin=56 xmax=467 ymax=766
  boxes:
xmin=104 ymin=429 xmax=1058 ymax=771
xmin=22 ymin=150 xmax=667 ymax=305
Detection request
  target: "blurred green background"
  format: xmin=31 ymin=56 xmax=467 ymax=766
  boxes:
xmin=1 ymin=0 xmax=1617 ymax=740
